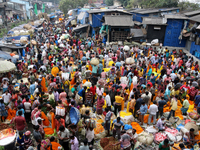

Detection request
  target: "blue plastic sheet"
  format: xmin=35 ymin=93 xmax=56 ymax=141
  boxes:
xmin=124 ymin=124 xmax=133 ymax=131
xmin=0 ymin=51 xmax=17 ymax=63
xmin=176 ymin=123 xmax=184 ymax=131
xmin=69 ymin=107 xmax=80 ymax=125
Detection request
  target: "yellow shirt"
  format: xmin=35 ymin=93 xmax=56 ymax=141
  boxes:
xmin=115 ymin=96 xmax=123 ymax=104
xmin=138 ymin=70 xmax=143 ymax=77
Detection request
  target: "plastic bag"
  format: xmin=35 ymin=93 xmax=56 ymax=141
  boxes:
xmin=20 ymin=36 xmax=28 ymax=45
xmin=125 ymin=58 xmax=134 ymax=64
xmin=90 ymin=58 xmax=99 ymax=65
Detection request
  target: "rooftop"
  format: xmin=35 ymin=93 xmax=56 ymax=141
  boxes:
xmin=87 ymin=9 xmax=132 ymax=15
xmin=142 ymin=17 xmax=167 ymax=25
xmin=164 ymin=14 xmax=188 ymax=20
xmin=184 ymin=10 xmax=200 ymax=16
xmin=189 ymin=14 xmax=200 ymax=23
xmin=129 ymin=7 xmax=179 ymax=14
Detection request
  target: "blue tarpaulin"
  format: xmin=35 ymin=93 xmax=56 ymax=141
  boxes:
xmin=6 ymin=35 xmax=30 ymax=40
xmin=0 ymin=51 xmax=17 ymax=63
xmin=50 ymin=16 xmax=55 ymax=19
xmin=65 ymin=17 xmax=76 ymax=27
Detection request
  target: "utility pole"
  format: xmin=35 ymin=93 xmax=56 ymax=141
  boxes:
xmin=3 ymin=2 xmax=7 ymax=28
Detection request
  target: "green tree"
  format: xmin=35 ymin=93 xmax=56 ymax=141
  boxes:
xmin=59 ymin=0 xmax=88 ymax=15
xmin=105 ymin=0 xmax=114 ymax=6
xmin=178 ymin=2 xmax=200 ymax=11
xmin=136 ymin=0 xmax=178 ymax=8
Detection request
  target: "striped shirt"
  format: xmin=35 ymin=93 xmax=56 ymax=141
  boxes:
xmin=86 ymin=91 xmax=93 ymax=103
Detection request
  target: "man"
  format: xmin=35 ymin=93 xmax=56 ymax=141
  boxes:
xmin=79 ymin=139 xmax=89 ymax=150
xmin=85 ymin=88 xmax=93 ymax=107
xmin=55 ymin=115 xmax=65 ymax=132
xmin=78 ymin=86 xmax=87 ymax=104
xmin=33 ymin=125 xmax=42 ymax=149
xmin=105 ymin=91 xmax=111 ymax=111
xmin=157 ymin=97 xmax=167 ymax=118
xmin=156 ymin=116 xmax=166 ymax=131
xmin=14 ymin=110 xmax=27 ymax=135
xmin=148 ymin=101 xmax=158 ymax=125
xmin=104 ymin=108 xmax=112 ymax=136
xmin=167 ymin=95 xmax=178 ymax=120
xmin=134 ymin=94 xmax=143 ymax=118
xmin=114 ymin=92 xmax=124 ymax=116
xmin=109 ymin=86 xmax=117 ymax=105
xmin=112 ymin=117 xmax=124 ymax=140
xmin=70 ymin=134 xmax=79 ymax=150
xmin=58 ymin=126 xmax=70 ymax=150
xmin=2 ymin=90 xmax=11 ymax=105
xmin=113 ymin=131 xmax=131 ymax=150
xmin=24 ymin=98 xmax=32 ymax=123
xmin=142 ymin=92 xmax=150 ymax=105
xmin=159 ymin=139 xmax=174 ymax=150
xmin=183 ymin=128 xmax=199 ymax=147
xmin=181 ymin=96 xmax=189 ymax=115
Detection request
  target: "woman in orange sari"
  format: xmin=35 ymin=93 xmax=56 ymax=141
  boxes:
xmin=50 ymin=136 xmax=62 ymax=150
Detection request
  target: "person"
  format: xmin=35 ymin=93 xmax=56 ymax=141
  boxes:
xmin=104 ymin=108 xmax=112 ymax=136
xmin=157 ymin=97 xmax=167 ymax=118
xmin=38 ymin=119 xmax=45 ymax=138
xmin=129 ymin=95 xmax=136 ymax=115
xmin=86 ymin=122 xmax=94 ymax=148
xmin=179 ymin=143 xmax=190 ymax=150
xmin=159 ymin=139 xmax=174 ymax=150
xmin=16 ymin=131 xmax=25 ymax=150
xmin=156 ymin=116 xmax=166 ymax=131
xmin=0 ymin=99 xmax=7 ymax=122
xmin=58 ymin=125 xmax=70 ymax=150
xmin=24 ymin=98 xmax=32 ymax=123
xmin=14 ymin=110 xmax=27 ymax=135
xmin=33 ymin=125 xmax=42 ymax=149
xmin=148 ymin=101 xmax=158 ymax=125
xmin=113 ymin=131 xmax=131 ymax=150
xmin=112 ymin=117 xmax=124 ymax=140
xmin=79 ymin=139 xmax=89 ymax=150
xmin=1 ymin=79 xmax=9 ymax=93
xmin=50 ymin=136 xmax=62 ymax=150
xmin=167 ymin=95 xmax=178 ymax=120
xmin=138 ymin=101 xmax=147 ymax=125
xmin=24 ymin=131 xmax=33 ymax=149
xmin=96 ymin=95 xmax=104 ymax=115
xmin=85 ymin=88 xmax=93 ymax=107
xmin=114 ymin=92 xmax=124 ymax=116
xmin=181 ymin=96 xmax=189 ymax=115
xmin=2 ymin=90 xmax=11 ymax=105
xmin=105 ymin=91 xmax=111 ymax=111
xmin=183 ymin=128 xmax=198 ymax=147
xmin=70 ymin=134 xmax=79 ymax=150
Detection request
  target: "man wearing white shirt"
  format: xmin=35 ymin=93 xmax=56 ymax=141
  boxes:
xmin=2 ymin=90 xmax=11 ymax=104
xmin=105 ymin=91 xmax=111 ymax=110
xmin=148 ymin=101 xmax=158 ymax=125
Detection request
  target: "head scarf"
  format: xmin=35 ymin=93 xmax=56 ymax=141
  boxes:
xmin=31 ymin=108 xmax=38 ymax=120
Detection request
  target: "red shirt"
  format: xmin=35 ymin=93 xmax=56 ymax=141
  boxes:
xmin=55 ymin=119 xmax=65 ymax=132
xmin=14 ymin=116 xmax=26 ymax=130
xmin=90 ymin=86 xmax=96 ymax=96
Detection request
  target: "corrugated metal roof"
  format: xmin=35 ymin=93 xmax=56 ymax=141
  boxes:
xmin=164 ymin=14 xmax=188 ymax=20
xmin=142 ymin=17 xmax=167 ymax=25
xmin=189 ymin=14 xmax=200 ymax=23
xmin=87 ymin=9 xmax=132 ymax=15
xmin=130 ymin=7 xmax=179 ymax=14
xmin=103 ymin=15 xmax=134 ymax=26
xmin=73 ymin=24 xmax=90 ymax=31
xmin=184 ymin=10 xmax=200 ymax=16
xmin=130 ymin=29 xmax=144 ymax=37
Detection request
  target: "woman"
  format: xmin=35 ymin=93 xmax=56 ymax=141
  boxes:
xmin=96 ymin=95 xmax=104 ymax=115
xmin=20 ymin=80 xmax=28 ymax=95
xmin=0 ymin=99 xmax=8 ymax=122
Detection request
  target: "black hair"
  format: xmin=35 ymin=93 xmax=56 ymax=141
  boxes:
xmin=18 ymin=110 xmax=22 ymax=116
xmin=59 ymin=125 xmax=65 ymax=131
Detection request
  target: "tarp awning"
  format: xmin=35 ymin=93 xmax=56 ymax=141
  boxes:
xmin=5 ymin=35 xmax=30 ymax=41
xmin=77 ymin=12 xmax=86 ymax=20
xmin=65 ymin=17 xmax=76 ymax=27
xmin=0 ymin=51 xmax=17 ymax=63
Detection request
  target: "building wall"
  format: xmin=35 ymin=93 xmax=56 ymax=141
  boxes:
xmin=9 ymin=0 xmax=31 ymax=19
xmin=132 ymin=13 xmax=149 ymax=22
xmin=147 ymin=25 xmax=166 ymax=44
xmin=164 ymin=19 xmax=186 ymax=47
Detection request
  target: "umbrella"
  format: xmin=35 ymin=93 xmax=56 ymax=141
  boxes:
xmin=123 ymin=45 xmax=130 ymax=51
xmin=0 ymin=61 xmax=16 ymax=73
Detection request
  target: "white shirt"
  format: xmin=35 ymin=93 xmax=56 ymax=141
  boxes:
xmin=86 ymin=129 xmax=94 ymax=142
xmin=2 ymin=93 xmax=11 ymax=104
xmin=24 ymin=102 xmax=31 ymax=113
xmin=148 ymin=104 xmax=158 ymax=115
xmin=68 ymin=49 xmax=72 ymax=55
xmin=105 ymin=95 xmax=111 ymax=106
xmin=170 ymin=73 xmax=177 ymax=82
xmin=58 ymin=128 xmax=70 ymax=142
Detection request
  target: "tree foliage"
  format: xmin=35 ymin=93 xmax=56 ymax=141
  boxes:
xmin=59 ymin=0 xmax=88 ymax=15
xmin=139 ymin=0 xmax=178 ymax=8
xmin=178 ymin=2 xmax=200 ymax=11
xmin=105 ymin=0 xmax=113 ymax=6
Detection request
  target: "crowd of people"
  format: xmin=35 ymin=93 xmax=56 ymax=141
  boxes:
xmin=0 ymin=18 xmax=200 ymax=150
